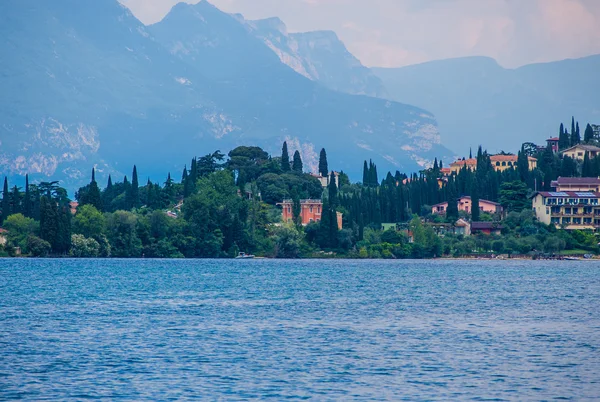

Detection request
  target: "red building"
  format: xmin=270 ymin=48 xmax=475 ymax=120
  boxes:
xmin=546 ymin=137 xmax=560 ymax=153
xmin=278 ymin=199 xmax=342 ymax=229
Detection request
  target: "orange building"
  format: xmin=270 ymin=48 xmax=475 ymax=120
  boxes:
xmin=278 ymin=199 xmax=342 ymax=229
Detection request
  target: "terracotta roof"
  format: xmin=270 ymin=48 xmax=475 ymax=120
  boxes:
xmin=547 ymin=137 xmax=559 ymax=141
xmin=440 ymin=168 xmax=451 ymax=173
xmin=490 ymin=155 xmax=537 ymax=162
xmin=471 ymin=222 xmax=504 ymax=230
xmin=458 ymin=196 xmax=502 ymax=206
xmin=552 ymin=177 xmax=600 ymax=185
xmin=450 ymin=158 xmax=477 ymax=166
xmin=0 ymin=228 xmax=7 ymax=234
xmin=561 ymin=144 xmax=600 ymax=153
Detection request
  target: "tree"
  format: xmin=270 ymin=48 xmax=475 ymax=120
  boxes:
xmin=291 ymin=187 xmax=301 ymax=227
xmin=3 ymin=214 xmax=39 ymax=251
xmin=471 ymin=178 xmax=481 ymax=222
xmin=584 ymin=123 xmax=595 ymax=143
xmin=281 ymin=142 xmax=291 ymax=172
xmin=73 ymin=205 xmax=106 ymax=240
xmin=362 ymin=161 xmax=369 ymax=186
xmin=70 ymin=234 xmax=101 ymax=258
xmin=1 ymin=177 xmax=9 ymax=224
xmin=571 ymin=117 xmax=580 ymax=145
xmin=273 ymin=224 xmax=302 ymax=258
xmin=319 ymin=148 xmax=329 ymax=177
xmin=27 ymin=235 xmax=51 ymax=257
xmin=292 ymin=150 xmax=303 ymax=172
xmin=517 ymin=146 xmax=531 ymax=184
xmin=499 ymin=181 xmax=529 ymax=213
xmin=558 ymin=123 xmax=570 ymax=150
xmin=328 ymin=171 xmax=339 ymax=208
xmin=23 ymin=175 xmax=31 ymax=218
xmin=446 ymin=182 xmax=459 ymax=220
xmin=128 ymin=165 xmax=140 ymax=209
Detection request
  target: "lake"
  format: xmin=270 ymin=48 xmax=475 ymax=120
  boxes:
xmin=1 ymin=259 xmax=598 ymax=400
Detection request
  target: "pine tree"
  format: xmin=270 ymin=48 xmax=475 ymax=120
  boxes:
xmin=281 ymin=142 xmax=291 ymax=172
xmin=1 ymin=177 xmax=9 ymax=224
xmin=318 ymin=148 xmax=329 ymax=177
xmin=292 ymin=150 xmax=303 ymax=172
xmin=584 ymin=123 xmax=595 ymax=143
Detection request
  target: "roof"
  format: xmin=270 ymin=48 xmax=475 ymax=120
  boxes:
xmin=490 ymin=154 xmax=537 ymax=162
xmin=440 ymin=168 xmax=451 ymax=173
xmin=432 ymin=196 xmax=501 ymax=207
xmin=534 ymin=191 xmax=600 ymax=198
xmin=561 ymin=144 xmax=600 ymax=153
xmin=278 ymin=199 xmax=323 ymax=205
xmin=455 ymin=219 xmax=470 ymax=227
xmin=547 ymin=137 xmax=560 ymax=142
xmin=552 ymin=177 xmax=600 ymax=186
xmin=471 ymin=222 xmax=504 ymax=230
xmin=0 ymin=228 xmax=7 ymax=234
xmin=450 ymin=158 xmax=477 ymax=166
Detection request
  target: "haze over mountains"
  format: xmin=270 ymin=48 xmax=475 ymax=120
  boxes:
xmin=373 ymin=55 xmax=600 ymax=153
xmin=0 ymin=0 xmax=445 ymax=189
xmin=1 ymin=0 xmax=597 ymax=190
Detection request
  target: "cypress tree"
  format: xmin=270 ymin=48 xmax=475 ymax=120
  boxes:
xmin=582 ymin=152 xmax=593 ymax=177
xmin=291 ymin=187 xmax=301 ymax=227
xmin=24 ymin=174 xmax=31 ymax=218
xmin=471 ymin=178 xmax=480 ymax=222
xmin=40 ymin=195 xmax=59 ymax=252
xmin=558 ymin=123 xmax=569 ymax=150
xmin=1 ymin=177 xmax=9 ymax=224
xmin=517 ymin=146 xmax=530 ymax=184
xmin=10 ymin=186 xmax=21 ymax=215
xmin=318 ymin=148 xmax=329 ymax=177
xmin=292 ymin=151 xmax=303 ymax=172
xmin=86 ymin=168 xmax=103 ymax=211
xmin=362 ymin=161 xmax=369 ymax=186
xmin=281 ymin=142 xmax=291 ymax=171
xmin=446 ymin=181 xmax=459 ymax=221
xmin=584 ymin=123 xmax=595 ymax=143
xmin=181 ymin=166 xmax=188 ymax=183
xmin=328 ymin=171 xmax=338 ymax=208
xmin=571 ymin=117 xmax=580 ymax=145
xmin=317 ymin=197 xmax=332 ymax=248
xmin=130 ymin=165 xmax=140 ymax=209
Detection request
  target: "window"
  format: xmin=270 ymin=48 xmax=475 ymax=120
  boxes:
xmin=584 ymin=218 xmax=592 ymax=224
xmin=565 ymin=208 xmax=572 ymax=215
xmin=501 ymin=161 xmax=506 ymax=166
xmin=551 ymin=217 xmax=560 ymax=224
xmin=508 ymin=162 xmax=513 ymax=166
xmin=287 ymin=207 xmax=291 ymax=213
xmin=573 ymin=218 xmax=582 ymax=224
xmin=309 ymin=206 xmax=313 ymax=213
xmin=309 ymin=219 xmax=314 ymax=223
xmin=563 ymin=217 xmax=571 ymax=224
xmin=496 ymin=162 xmax=500 ymax=166
xmin=578 ymin=152 xmax=583 ymax=157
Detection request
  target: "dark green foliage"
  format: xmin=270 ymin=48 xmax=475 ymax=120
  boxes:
xmin=584 ymin=123 xmax=595 ymax=143
xmin=319 ymin=148 xmax=329 ymax=177
xmin=292 ymin=151 xmax=303 ymax=172
xmin=499 ymin=181 xmax=529 ymax=213
xmin=558 ymin=123 xmax=570 ymax=150
xmin=1 ymin=177 xmax=9 ymax=224
xmin=281 ymin=142 xmax=291 ymax=172
xmin=471 ymin=178 xmax=480 ymax=222
xmin=328 ymin=171 xmax=339 ymax=208
xmin=571 ymin=117 xmax=580 ymax=146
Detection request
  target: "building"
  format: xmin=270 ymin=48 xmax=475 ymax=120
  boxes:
xmin=440 ymin=167 xmax=452 ymax=176
xmin=545 ymin=137 xmax=560 ymax=153
xmin=432 ymin=196 xmax=503 ymax=215
xmin=69 ymin=201 xmax=79 ymax=215
xmin=471 ymin=222 xmax=504 ymax=236
xmin=531 ymin=191 xmax=600 ymax=230
xmin=278 ymin=199 xmax=343 ymax=229
xmin=449 ymin=155 xmax=537 ymax=174
xmin=450 ymin=158 xmax=477 ymax=174
xmin=490 ymin=155 xmax=537 ymax=172
xmin=0 ymin=228 xmax=7 ymax=246
xmin=551 ymin=177 xmax=600 ymax=193
xmin=310 ymin=172 xmax=339 ymax=189
xmin=560 ymin=144 xmax=600 ymax=161
xmin=430 ymin=219 xmax=471 ymax=237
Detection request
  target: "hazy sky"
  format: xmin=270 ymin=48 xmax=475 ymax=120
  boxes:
xmin=120 ymin=0 xmax=600 ymax=68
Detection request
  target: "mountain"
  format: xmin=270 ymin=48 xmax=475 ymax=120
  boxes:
xmin=0 ymin=0 xmax=452 ymax=189
xmin=373 ymin=55 xmax=600 ymax=154
xmin=246 ymin=17 xmax=387 ymax=98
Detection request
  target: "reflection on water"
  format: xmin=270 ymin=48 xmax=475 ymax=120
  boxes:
xmin=0 ymin=259 xmax=598 ymax=400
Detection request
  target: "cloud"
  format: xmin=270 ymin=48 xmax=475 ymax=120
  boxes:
xmin=119 ymin=0 xmax=600 ymax=68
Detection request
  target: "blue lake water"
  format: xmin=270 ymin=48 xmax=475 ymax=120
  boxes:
xmin=0 ymin=259 xmax=599 ymax=400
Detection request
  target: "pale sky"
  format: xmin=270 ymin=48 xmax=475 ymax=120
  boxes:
xmin=119 ymin=0 xmax=600 ymax=68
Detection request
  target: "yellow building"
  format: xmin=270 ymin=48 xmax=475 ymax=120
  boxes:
xmin=449 ymin=155 xmax=537 ymax=174
xmin=551 ymin=177 xmax=600 ymax=193
xmin=532 ymin=191 xmax=600 ymax=230
xmin=490 ymin=155 xmax=537 ymax=172
xmin=560 ymin=144 xmax=600 ymax=161
xmin=449 ymin=158 xmax=477 ymax=174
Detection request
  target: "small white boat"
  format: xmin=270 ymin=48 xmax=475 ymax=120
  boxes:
xmin=564 ymin=257 xmax=581 ymax=261
xmin=235 ymin=252 xmax=255 ymax=259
